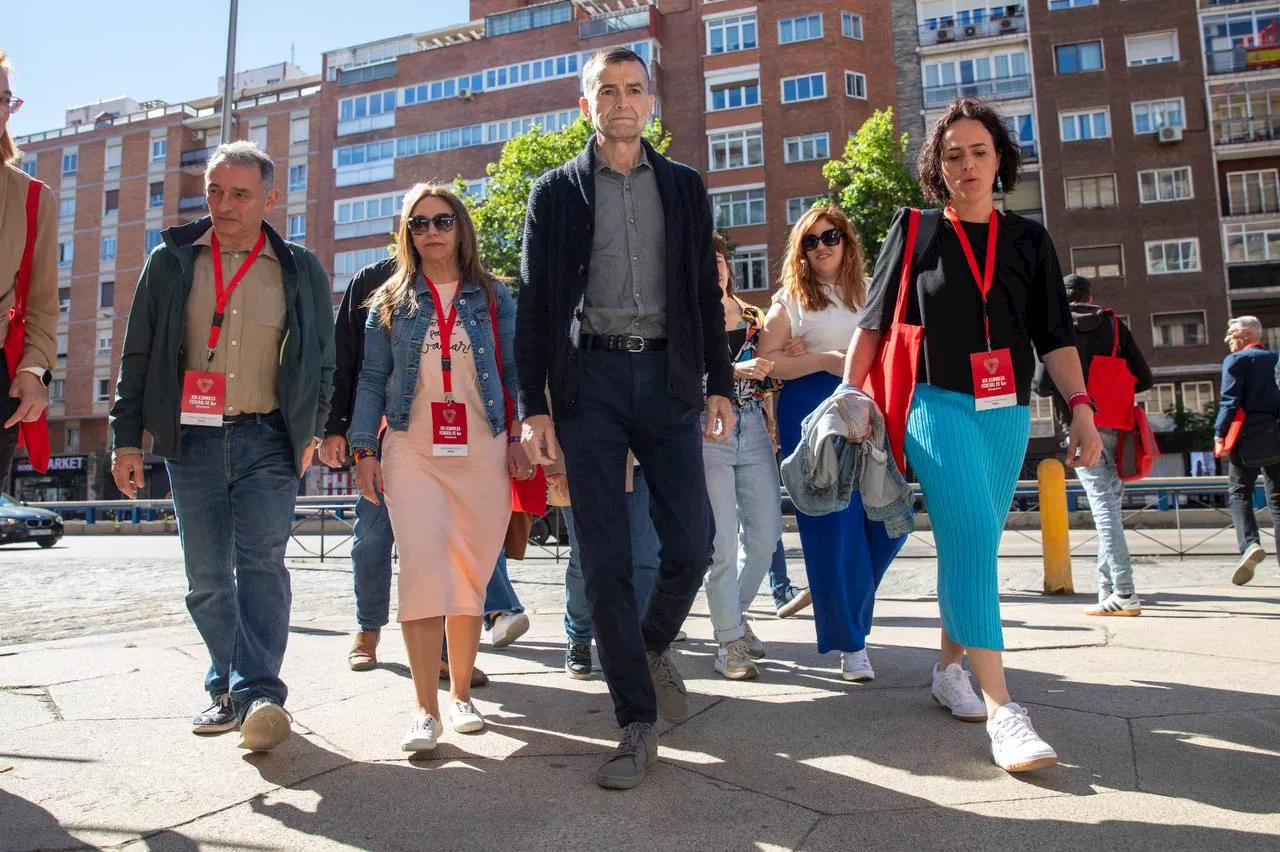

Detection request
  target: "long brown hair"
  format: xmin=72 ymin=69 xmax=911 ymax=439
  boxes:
xmin=367 ymin=183 xmax=492 ymax=329
xmin=779 ymin=206 xmax=865 ymax=313
xmin=0 ymin=49 xmax=18 ymax=167
xmin=712 ymin=231 xmax=735 ymax=296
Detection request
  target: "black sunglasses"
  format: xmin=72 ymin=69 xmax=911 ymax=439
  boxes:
xmin=406 ymin=213 xmax=457 ymax=235
xmin=801 ymin=228 xmax=844 ymax=253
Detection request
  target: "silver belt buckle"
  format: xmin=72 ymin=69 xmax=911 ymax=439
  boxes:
xmin=624 ymin=335 xmax=646 ymax=353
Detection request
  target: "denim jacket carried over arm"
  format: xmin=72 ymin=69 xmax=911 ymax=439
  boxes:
xmin=347 ymin=276 xmax=518 ymax=452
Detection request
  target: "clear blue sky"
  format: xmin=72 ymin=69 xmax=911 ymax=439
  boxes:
xmin=6 ymin=0 xmax=472 ymax=134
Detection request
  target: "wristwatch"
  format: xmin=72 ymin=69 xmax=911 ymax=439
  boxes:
xmin=18 ymin=366 xmax=51 ymax=387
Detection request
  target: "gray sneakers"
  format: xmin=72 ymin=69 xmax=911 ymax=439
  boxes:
xmin=1233 ymin=543 xmax=1265 ymax=586
xmin=646 ymin=649 xmax=689 ymax=723
xmin=595 ymin=722 xmax=657 ymax=790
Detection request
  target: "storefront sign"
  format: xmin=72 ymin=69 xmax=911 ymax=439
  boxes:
xmin=16 ymin=455 xmax=86 ymax=474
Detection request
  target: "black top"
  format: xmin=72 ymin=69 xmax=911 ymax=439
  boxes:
xmin=859 ymin=207 xmax=1075 ymax=405
xmin=324 ymin=257 xmax=397 ymax=437
xmin=726 ymin=327 xmax=748 ymax=359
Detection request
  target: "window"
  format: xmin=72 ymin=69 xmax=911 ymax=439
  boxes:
xmin=1146 ymin=239 xmax=1200 ymax=274
xmin=1060 ymin=108 xmax=1110 ymax=141
xmin=58 ymin=286 xmax=70 ymax=313
xmin=1152 ymin=311 xmax=1206 ymax=347
xmin=841 ymin=11 xmax=863 ymax=40
xmin=922 ymin=52 xmax=1030 ymax=107
xmin=96 ymin=332 xmax=113 ymax=357
xmin=104 ymin=189 xmax=119 ymax=215
xmin=99 ymin=281 xmax=114 ymax=309
xmin=1144 ymin=383 xmax=1176 ymax=416
xmin=844 ymin=71 xmax=867 ymax=99
xmin=1227 ymin=170 xmax=1279 ymax=215
xmin=248 ymin=124 xmax=268 ymax=149
xmin=95 ymin=378 xmax=111 ymax=403
xmin=485 ymin=1 xmax=572 ymax=36
xmin=20 ymin=158 xmax=36 ymax=177
xmin=66 ymin=427 xmax=79 ymax=451
xmin=101 ymin=236 xmax=117 ymax=262
xmin=1049 ymin=0 xmax=1097 ymax=8
xmin=337 ymin=91 xmax=397 ymax=134
xmin=712 ymin=188 xmax=767 ymax=228
xmin=288 ymin=214 xmax=307 ymax=242
xmin=1182 ymin=381 xmax=1215 ymax=415
xmin=335 ymin=192 xmax=404 ymax=225
xmin=782 ymin=73 xmax=826 ymax=103
xmin=290 ymin=116 xmax=310 ymax=145
xmin=149 ymin=181 xmax=164 ymax=208
xmin=709 ymin=81 xmax=761 ymax=111
xmin=1055 ymin=41 xmax=1103 ymax=74
xmin=144 ymin=229 xmax=163 ymax=253
xmin=1132 ymin=98 xmax=1185 ymax=134
xmin=49 ymin=380 xmax=65 ymax=403
xmin=707 ymin=13 xmax=758 ymax=54
xmin=1071 ymin=245 xmax=1123 ymax=278
xmin=288 ymin=164 xmax=308 ymax=193
xmin=58 ymin=196 xmax=75 ymax=221
xmin=779 ymin=14 xmax=823 ymax=45
xmin=707 ymin=128 xmax=764 ymax=171
xmin=61 ymin=152 xmax=78 ymax=177
xmin=151 ymin=139 xmax=167 ymax=162
xmin=57 ymin=241 xmax=73 ymax=269
xmin=1225 ymin=221 xmax=1280 ymax=263
xmin=787 ymin=195 xmax=825 ymax=225
xmin=1139 ymin=167 xmax=1194 ymax=203
xmin=784 ymin=132 xmax=830 ymax=163
xmin=1126 ymin=31 xmax=1179 ymax=66
xmin=334 ymin=248 xmax=389 ymax=278
xmin=56 ymin=334 xmax=68 ymax=359
xmin=105 ymin=142 xmax=121 ymax=172
xmin=1065 ymin=175 xmax=1117 ymax=210
xmin=730 ymin=248 xmax=769 ymax=292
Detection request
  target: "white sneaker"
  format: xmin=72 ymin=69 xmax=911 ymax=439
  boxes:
xmin=840 ymin=649 xmax=874 ymax=682
xmin=931 ymin=663 xmax=988 ymax=722
xmin=1084 ymin=592 xmax=1141 ymax=617
xmin=714 ymin=640 xmax=759 ymax=680
xmin=740 ymin=622 xmax=766 ymax=659
xmin=401 ymin=714 xmax=439 ymax=752
xmin=451 ymin=699 xmax=485 ymax=734
xmin=237 ymin=699 xmax=291 ymax=752
xmin=1233 ymin=543 xmax=1265 ymax=586
xmin=987 ymin=703 xmax=1058 ymax=773
xmin=490 ymin=611 xmax=530 ymax=648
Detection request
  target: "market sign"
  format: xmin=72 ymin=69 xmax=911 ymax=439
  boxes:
xmin=16 ymin=455 xmax=86 ymax=474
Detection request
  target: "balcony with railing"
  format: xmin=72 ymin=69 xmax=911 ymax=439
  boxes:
xmin=179 ymin=147 xmax=215 ymax=168
xmin=1228 ymin=261 xmax=1280 ymax=292
xmin=1206 ymin=45 xmax=1280 ymax=76
xmin=177 ymin=196 xmax=207 ymax=212
xmin=1224 ymin=219 xmax=1280 ymax=293
xmin=580 ymin=7 xmax=655 ymax=40
xmin=923 ymin=75 xmax=1031 ymax=108
xmin=1019 ymin=139 xmax=1038 ymax=163
xmin=919 ymin=9 xmax=1027 ymax=48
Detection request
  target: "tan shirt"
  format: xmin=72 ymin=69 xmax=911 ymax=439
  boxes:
xmin=182 ymin=228 xmax=287 ymax=416
xmin=0 ymin=163 xmax=59 ymax=373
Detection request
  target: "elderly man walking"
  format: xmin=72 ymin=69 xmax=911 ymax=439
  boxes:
xmin=110 ymin=141 xmax=334 ymax=751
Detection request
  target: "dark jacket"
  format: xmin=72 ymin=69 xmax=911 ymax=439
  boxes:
xmin=515 ymin=138 xmax=732 ymax=420
xmin=324 ymin=257 xmax=397 ymax=437
xmin=1215 ymin=344 xmax=1280 ymax=437
xmin=1033 ymin=303 xmax=1153 ymax=427
xmin=110 ymin=217 xmax=335 ymax=475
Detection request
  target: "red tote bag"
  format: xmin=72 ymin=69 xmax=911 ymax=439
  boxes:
xmin=3 ymin=180 xmax=52 ymax=473
xmin=489 ymin=294 xmax=547 ymax=518
xmin=863 ymin=209 xmax=927 ymax=475
xmin=1086 ymin=310 xmax=1137 ymax=431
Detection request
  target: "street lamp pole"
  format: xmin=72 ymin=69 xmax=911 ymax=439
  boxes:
xmin=219 ymin=0 xmax=239 ymax=144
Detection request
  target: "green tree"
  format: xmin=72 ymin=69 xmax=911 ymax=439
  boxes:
xmin=822 ymin=107 xmax=924 ymax=270
xmin=458 ymin=116 xmax=672 ymax=280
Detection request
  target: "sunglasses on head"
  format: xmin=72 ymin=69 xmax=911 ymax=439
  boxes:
xmin=801 ymin=228 xmax=844 ymax=253
xmin=406 ymin=213 xmax=457 ymax=235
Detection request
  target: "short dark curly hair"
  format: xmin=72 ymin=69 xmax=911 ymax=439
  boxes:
xmin=917 ymin=98 xmax=1022 ymax=205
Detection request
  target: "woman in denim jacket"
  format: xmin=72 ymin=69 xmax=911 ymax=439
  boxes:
xmin=348 ymin=184 xmax=532 ymax=752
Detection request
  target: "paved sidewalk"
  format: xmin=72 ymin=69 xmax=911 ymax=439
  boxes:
xmin=2 ymin=563 xmax=1278 ymax=850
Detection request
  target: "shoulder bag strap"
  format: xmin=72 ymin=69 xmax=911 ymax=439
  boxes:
xmin=892 ymin=209 xmax=922 ymax=325
xmin=489 ymin=289 xmax=515 ymax=430
xmin=11 ymin=179 xmax=43 ymax=321
xmin=1102 ymin=308 xmax=1120 ymax=358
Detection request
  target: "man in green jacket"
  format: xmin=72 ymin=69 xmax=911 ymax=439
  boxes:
xmin=109 ymin=141 xmax=334 ymax=752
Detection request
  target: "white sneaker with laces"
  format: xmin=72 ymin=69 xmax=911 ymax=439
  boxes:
xmin=1084 ymin=592 xmax=1141 ymax=617
xmin=451 ymin=699 xmax=485 ymax=733
xmin=1233 ymin=543 xmax=1265 ymax=586
xmin=490 ymin=611 xmax=530 ymax=648
xmin=930 ymin=663 xmax=988 ymax=722
xmin=840 ymin=649 xmax=874 ymax=682
xmin=740 ymin=622 xmax=766 ymax=659
xmin=987 ymin=703 xmax=1058 ymax=772
xmin=401 ymin=714 xmax=439 ymax=752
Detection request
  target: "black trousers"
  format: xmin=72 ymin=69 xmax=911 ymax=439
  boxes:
xmin=1227 ymin=450 xmax=1280 ymax=556
xmin=556 ymin=350 xmax=713 ymax=727
xmin=0 ymin=352 xmax=19 ymax=495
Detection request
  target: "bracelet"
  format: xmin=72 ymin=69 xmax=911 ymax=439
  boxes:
xmin=352 ymin=448 xmax=376 ymax=462
xmin=509 ymin=435 xmax=522 ymax=444
xmin=1067 ymin=392 xmax=1095 ymax=412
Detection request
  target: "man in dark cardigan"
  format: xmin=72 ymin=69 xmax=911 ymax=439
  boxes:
xmin=516 ymin=46 xmax=734 ymax=790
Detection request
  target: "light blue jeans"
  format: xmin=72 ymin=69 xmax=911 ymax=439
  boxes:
xmin=702 ymin=405 xmax=782 ymax=643
xmin=1072 ymin=429 xmax=1135 ymax=596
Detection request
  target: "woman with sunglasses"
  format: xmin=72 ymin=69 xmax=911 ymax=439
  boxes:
xmin=0 ymin=49 xmax=57 ymax=493
xmin=843 ymin=99 xmax=1100 ymax=773
xmin=348 ymin=184 xmax=534 ymax=752
xmin=759 ymin=206 xmax=893 ymax=682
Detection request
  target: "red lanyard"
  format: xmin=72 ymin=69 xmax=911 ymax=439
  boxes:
xmin=944 ymin=206 xmax=999 ymax=351
xmin=206 ymin=230 xmax=267 ymax=361
xmin=423 ymin=276 xmax=459 ymax=397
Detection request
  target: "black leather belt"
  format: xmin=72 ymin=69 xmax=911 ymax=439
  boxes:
xmin=223 ymin=410 xmax=282 ymax=424
xmin=580 ymin=334 xmax=667 ymax=353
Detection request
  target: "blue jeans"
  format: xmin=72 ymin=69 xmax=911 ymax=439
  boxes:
xmin=562 ymin=468 xmax=660 ymax=645
xmin=702 ymin=406 xmax=781 ymax=642
xmin=166 ymin=413 xmax=298 ymax=715
xmin=1073 ymin=430 xmax=1136 ymax=595
xmin=768 ymin=538 xmax=792 ymax=600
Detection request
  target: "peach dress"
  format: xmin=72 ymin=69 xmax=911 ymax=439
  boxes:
xmin=382 ymin=281 xmax=510 ymax=621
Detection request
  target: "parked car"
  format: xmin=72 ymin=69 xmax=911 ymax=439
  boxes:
xmin=0 ymin=493 xmax=64 ymax=548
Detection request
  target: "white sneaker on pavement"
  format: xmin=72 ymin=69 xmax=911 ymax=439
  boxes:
xmin=490 ymin=611 xmax=530 ymax=648
xmin=930 ymin=663 xmax=988 ymax=722
xmin=1233 ymin=543 xmax=1265 ymax=586
xmin=987 ymin=703 xmax=1058 ymax=773
xmin=740 ymin=622 xmax=766 ymax=659
xmin=1084 ymin=592 xmax=1141 ymax=617
xmin=840 ymin=649 xmax=874 ymax=682
xmin=450 ymin=699 xmax=485 ymax=733
xmin=401 ymin=714 xmax=439 ymax=752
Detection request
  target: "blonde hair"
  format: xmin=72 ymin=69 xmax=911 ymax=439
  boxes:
xmin=367 ymin=183 xmax=493 ymax=329
xmin=779 ymin=206 xmax=866 ymax=313
xmin=0 ymin=49 xmax=17 ymax=167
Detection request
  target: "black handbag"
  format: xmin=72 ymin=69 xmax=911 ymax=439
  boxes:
xmin=1238 ymin=415 xmax=1280 ymax=467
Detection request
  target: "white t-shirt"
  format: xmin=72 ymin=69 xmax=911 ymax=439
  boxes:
xmin=773 ymin=284 xmax=860 ymax=353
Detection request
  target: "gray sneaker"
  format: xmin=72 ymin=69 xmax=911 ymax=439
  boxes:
xmin=595 ymin=722 xmax=657 ymax=790
xmin=714 ymin=640 xmax=759 ymax=681
xmin=1233 ymin=543 xmax=1265 ymax=586
xmin=740 ymin=622 xmax=766 ymax=659
xmin=646 ymin=649 xmax=689 ymax=723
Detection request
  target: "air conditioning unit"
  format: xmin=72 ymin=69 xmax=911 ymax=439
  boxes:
xmin=1000 ymin=17 xmax=1016 ymax=31
xmin=1157 ymin=125 xmax=1184 ymax=144
xmin=457 ymin=88 xmax=473 ymax=100
xmin=963 ymin=24 xmax=978 ymax=37
xmin=937 ymin=28 xmax=953 ymax=42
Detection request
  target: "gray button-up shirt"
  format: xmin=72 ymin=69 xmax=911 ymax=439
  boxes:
xmin=583 ymin=146 xmax=667 ymax=338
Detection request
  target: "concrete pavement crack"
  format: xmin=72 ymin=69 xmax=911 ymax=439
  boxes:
xmin=794 ymin=812 xmax=828 ymax=850
xmin=1127 ymin=717 xmax=1143 ymax=794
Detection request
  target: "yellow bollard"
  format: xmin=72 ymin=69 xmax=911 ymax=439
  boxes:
xmin=1038 ymin=457 xmax=1074 ymax=595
